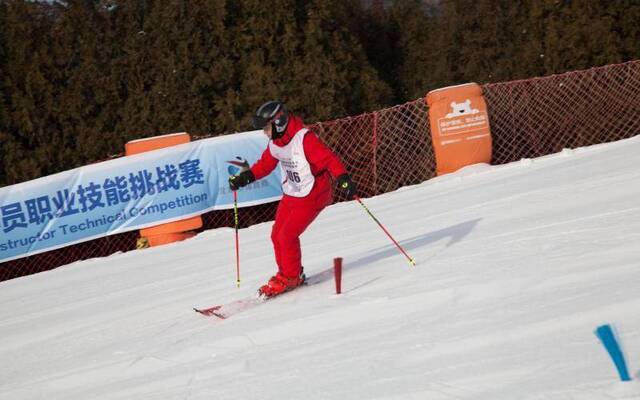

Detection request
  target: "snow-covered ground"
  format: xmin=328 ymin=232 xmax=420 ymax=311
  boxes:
xmin=2 ymin=136 xmax=640 ymax=400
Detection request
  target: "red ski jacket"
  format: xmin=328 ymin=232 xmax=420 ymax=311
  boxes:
xmin=250 ymin=115 xmax=346 ymax=208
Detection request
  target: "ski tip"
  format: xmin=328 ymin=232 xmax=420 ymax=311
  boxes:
xmin=194 ymin=309 xmax=226 ymax=319
xmin=194 ymin=305 xmax=224 ymax=317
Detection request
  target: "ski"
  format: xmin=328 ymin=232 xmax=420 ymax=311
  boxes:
xmin=194 ymin=296 xmax=265 ymax=319
xmin=194 ymin=268 xmax=334 ymax=319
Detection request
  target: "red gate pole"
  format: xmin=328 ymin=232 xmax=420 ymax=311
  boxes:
xmin=334 ymin=257 xmax=343 ymax=294
xmin=233 ymin=190 xmax=240 ymax=287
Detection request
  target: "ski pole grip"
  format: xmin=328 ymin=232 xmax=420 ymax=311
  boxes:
xmin=334 ymin=257 xmax=343 ymax=294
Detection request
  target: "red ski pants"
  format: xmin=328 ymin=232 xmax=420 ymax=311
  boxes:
xmin=271 ymin=195 xmax=327 ymax=278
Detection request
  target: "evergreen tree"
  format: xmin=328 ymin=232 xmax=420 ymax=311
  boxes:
xmin=388 ymin=0 xmax=438 ymax=99
xmin=2 ymin=0 xmax=640 ymax=187
xmin=615 ymin=0 xmax=640 ymax=61
xmin=0 ymin=0 xmax=58 ymax=185
xmin=223 ymin=0 xmax=302 ymax=129
xmin=537 ymin=0 xmax=623 ymax=74
xmin=124 ymin=1 xmax=232 ymax=136
xmin=48 ymin=0 xmax=118 ymax=168
xmin=397 ymin=0 xmax=540 ymax=91
xmin=227 ymin=0 xmax=393 ymax=126
xmin=287 ymin=0 xmax=393 ymax=120
xmin=108 ymin=0 xmax=162 ymax=138
xmin=351 ymin=0 xmax=399 ymax=102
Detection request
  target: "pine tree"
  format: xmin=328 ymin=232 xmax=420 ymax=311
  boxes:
xmin=353 ymin=0 xmax=399 ymax=102
xmin=291 ymin=0 xmax=394 ymax=119
xmin=223 ymin=0 xmax=300 ymax=129
xmin=224 ymin=0 xmax=394 ymax=126
xmin=126 ymin=1 xmax=233 ymax=136
xmin=615 ymin=0 xmax=640 ymax=61
xmin=0 ymin=0 xmax=58 ymax=185
xmin=3 ymin=0 xmax=638 ymax=188
xmin=535 ymin=0 xmax=623 ymax=74
xmin=388 ymin=0 xmax=438 ymax=99
xmin=48 ymin=0 xmax=119 ymax=168
xmin=109 ymin=0 xmax=160 ymax=139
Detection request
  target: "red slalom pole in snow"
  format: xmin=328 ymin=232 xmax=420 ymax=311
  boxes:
xmin=354 ymin=196 xmax=416 ymax=267
xmin=334 ymin=257 xmax=343 ymax=294
xmin=233 ymin=190 xmax=241 ymax=287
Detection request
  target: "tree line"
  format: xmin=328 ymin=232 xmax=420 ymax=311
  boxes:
xmin=1 ymin=0 xmax=638 ymax=186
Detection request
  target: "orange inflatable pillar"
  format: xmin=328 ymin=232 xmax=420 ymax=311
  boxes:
xmin=125 ymin=132 xmax=203 ymax=247
xmin=425 ymin=83 xmax=492 ymax=175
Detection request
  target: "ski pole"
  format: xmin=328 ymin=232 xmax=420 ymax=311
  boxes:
xmin=354 ymin=195 xmax=416 ymax=267
xmin=233 ymin=190 xmax=241 ymax=287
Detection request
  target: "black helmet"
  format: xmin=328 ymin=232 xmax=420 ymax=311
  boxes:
xmin=252 ymin=100 xmax=289 ymax=137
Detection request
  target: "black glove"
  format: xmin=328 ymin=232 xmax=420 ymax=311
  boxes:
xmin=336 ymin=173 xmax=357 ymax=200
xmin=229 ymin=170 xmax=256 ymax=191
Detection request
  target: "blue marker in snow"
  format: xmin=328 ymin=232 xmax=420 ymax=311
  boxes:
xmin=595 ymin=324 xmax=632 ymax=381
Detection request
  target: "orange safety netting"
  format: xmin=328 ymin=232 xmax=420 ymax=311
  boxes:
xmin=485 ymin=60 xmax=640 ymax=164
xmin=2 ymin=60 xmax=639 ymax=281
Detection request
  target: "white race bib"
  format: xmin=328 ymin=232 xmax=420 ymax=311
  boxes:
xmin=268 ymin=128 xmax=315 ymax=197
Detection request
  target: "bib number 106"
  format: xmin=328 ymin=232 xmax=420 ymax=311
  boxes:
xmin=286 ymin=170 xmax=301 ymax=183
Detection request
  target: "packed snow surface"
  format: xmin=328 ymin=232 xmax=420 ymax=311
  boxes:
xmin=2 ymin=137 xmax=640 ymax=399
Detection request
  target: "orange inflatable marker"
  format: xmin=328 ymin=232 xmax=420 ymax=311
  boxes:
xmin=125 ymin=132 xmax=203 ymax=247
xmin=426 ymin=83 xmax=492 ymax=175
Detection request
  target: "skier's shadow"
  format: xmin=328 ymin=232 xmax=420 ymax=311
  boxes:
xmin=309 ymin=218 xmax=481 ymax=285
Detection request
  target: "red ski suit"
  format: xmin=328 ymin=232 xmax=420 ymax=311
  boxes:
xmin=250 ymin=115 xmax=346 ymax=278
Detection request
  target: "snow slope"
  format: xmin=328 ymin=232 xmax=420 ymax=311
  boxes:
xmin=1 ymin=136 xmax=640 ymax=400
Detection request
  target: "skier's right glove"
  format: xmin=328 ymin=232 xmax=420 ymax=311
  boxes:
xmin=229 ymin=170 xmax=256 ymax=191
xmin=336 ymin=173 xmax=357 ymax=200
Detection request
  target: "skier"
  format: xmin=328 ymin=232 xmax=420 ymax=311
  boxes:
xmin=229 ymin=100 xmax=356 ymax=297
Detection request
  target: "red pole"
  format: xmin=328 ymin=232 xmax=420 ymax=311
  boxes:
xmin=334 ymin=257 xmax=343 ymax=294
xmin=372 ymin=111 xmax=378 ymax=195
xmin=354 ymin=196 xmax=416 ymax=267
xmin=233 ymin=190 xmax=240 ymax=287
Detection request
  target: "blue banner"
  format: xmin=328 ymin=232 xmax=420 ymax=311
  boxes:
xmin=0 ymin=131 xmax=282 ymax=263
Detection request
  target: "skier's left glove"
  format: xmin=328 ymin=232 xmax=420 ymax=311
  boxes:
xmin=336 ymin=173 xmax=357 ymax=200
xmin=229 ymin=170 xmax=255 ymax=191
